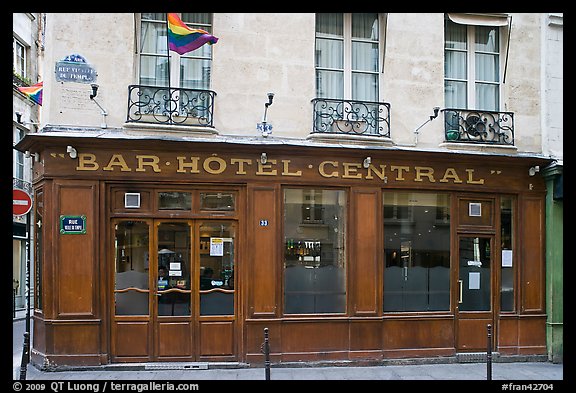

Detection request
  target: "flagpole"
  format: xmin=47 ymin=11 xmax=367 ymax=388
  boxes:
xmin=165 ymin=13 xmax=173 ymax=123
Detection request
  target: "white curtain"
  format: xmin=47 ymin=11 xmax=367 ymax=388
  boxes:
xmin=352 ymin=13 xmax=379 ymax=102
xmin=445 ymin=19 xmax=500 ymax=111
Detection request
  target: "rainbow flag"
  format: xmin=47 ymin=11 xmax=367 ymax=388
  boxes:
xmin=17 ymin=81 xmax=43 ymax=106
xmin=167 ymin=13 xmax=219 ymax=55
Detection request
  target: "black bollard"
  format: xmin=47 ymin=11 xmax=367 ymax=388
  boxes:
xmin=19 ymin=332 xmax=29 ymax=380
xmin=486 ymin=323 xmax=492 ymax=380
xmin=263 ymin=327 xmax=271 ymax=380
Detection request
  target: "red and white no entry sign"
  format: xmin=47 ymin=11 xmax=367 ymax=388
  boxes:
xmin=13 ymin=188 xmax=32 ymax=216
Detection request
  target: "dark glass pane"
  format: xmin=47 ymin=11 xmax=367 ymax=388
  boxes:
xmin=383 ymin=192 xmax=451 ymax=312
xmin=459 ymin=237 xmax=491 ymax=311
xmin=115 ymin=221 xmax=150 ymax=316
xmin=284 ymin=189 xmax=346 ymax=314
xmin=199 ymin=222 xmax=235 ymax=315
xmin=157 ymin=222 xmax=191 ymax=316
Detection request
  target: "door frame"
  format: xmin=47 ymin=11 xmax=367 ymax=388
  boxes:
xmin=110 ymin=217 xmax=239 ymax=362
xmin=454 ymin=233 xmax=497 ymax=352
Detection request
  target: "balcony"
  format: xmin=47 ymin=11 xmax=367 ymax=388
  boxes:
xmin=311 ymin=98 xmax=391 ymax=138
xmin=127 ymin=85 xmax=216 ymax=127
xmin=442 ymin=109 xmax=514 ymax=146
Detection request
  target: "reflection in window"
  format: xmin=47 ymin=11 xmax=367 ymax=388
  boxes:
xmin=500 ymin=197 xmax=514 ymax=311
xmin=199 ymin=222 xmax=235 ymax=315
xmin=200 ymin=192 xmax=235 ymax=211
xmin=284 ymin=188 xmax=346 ymax=314
xmin=383 ymin=192 xmax=451 ymax=312
xmin=459 ymin=237 xmax=491 ymax=311
xmin=157 ymin=222 xmax=191 ymax=316
xmin=114 ymin=221 xmax=150 ymax=315
xmin=158 ymin=192 xmax=192 ymax=210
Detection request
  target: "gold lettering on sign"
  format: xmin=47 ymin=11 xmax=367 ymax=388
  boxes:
xmin=466 ymin=169 xmax=485 ymax=184
xmin=439 ymin=168 xmax=463 ymax=183
xmin=342 ymin=162 xmax=362 ymax=179
xmin=256 ymin=159 xmax=277 ymax=176
xmin=414 ymin=166 xmax=436 ymax=183
xmin=365 ymin=164 xmax=387 ymax=181
xmin=76 ymin=153 xmax=99 ymax=171
xmin=231 ymin=158 xmax=252 ymax=175
xmin=203 ymin=156 xmax=227 ymax=175
xmin=176 ymin=156 xmax=200 ymax=173
xmin=103 ymin=154 xmax=132 ymax=172
xmin=136 ymin=155 xmax=161 ymax=172
xmin=281 ymin=160 xmax=302 ymax=176
xmin=390 ymin=165 xmax=410 ymax=180
xmin=319 ymin=161 xmax=339 ymax=178
xmin=72 ymin=152 xmax=488 ymax=186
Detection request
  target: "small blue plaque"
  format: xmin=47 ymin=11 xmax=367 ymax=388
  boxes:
xmin=60 ymin=215 xmax=87 ymax=234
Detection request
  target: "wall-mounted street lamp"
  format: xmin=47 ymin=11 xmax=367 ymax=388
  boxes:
xmin=257 ymin=92 xmax=275 ymax=137
xmin=89 ymin=83 xmax=108 ymax=129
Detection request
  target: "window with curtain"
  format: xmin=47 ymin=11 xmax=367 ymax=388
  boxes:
xmin=315 ymin=13 xmax=380 ymax=102
xmin=13 ymin=37 xmax=26 ymax=79
xmin=444 ymin=18 xmax=500 ymax=111
xmin=139 ymin=13 xmax=214 ymax=89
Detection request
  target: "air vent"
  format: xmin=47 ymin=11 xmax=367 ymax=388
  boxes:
xmin=124 ymin=192 xmax=141 ymax=209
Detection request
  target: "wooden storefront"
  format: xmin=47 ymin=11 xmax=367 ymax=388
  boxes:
xmin=16 ymin=133 xmax=551 ymax=368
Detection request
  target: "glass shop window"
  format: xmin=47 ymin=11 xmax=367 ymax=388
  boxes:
xmin=200 ymin=192 xmax=235 ymax=211
xmin=199 ymin=222 xmax=235 ymax=315
xmin=383 ymin=192 xmax=451 ymax=312
xmin=500 ymin=196 xmax=515 ymax=312
xmin=284 ymin=188 xmax=347 ymax=314
xmin=158 ymin=191 xmax=192 ymax=210
xmin=114 ymin=221 xmax=150 ymax=316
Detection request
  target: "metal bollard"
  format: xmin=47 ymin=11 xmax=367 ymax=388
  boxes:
xmin=261 ymin=327 xmax=271 ymax=380
xmin=486 ymin=323 xmax=492 ymax=380
xmin=19 ymin=332 xmax=29 ymax=380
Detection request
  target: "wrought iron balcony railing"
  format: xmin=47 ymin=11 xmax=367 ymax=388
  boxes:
xmin=127 ymin=85 xmax=216 ymax=127
xmin=443 ymin=108 xmax=514 ymax=146
xmin=311 ymin=98 xmax=391 ymax=137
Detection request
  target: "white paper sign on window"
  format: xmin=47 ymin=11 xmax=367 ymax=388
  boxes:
xmin=469 ymin=272 xmax=481 ymax=290
xmin=502 ymin=250 xmax=513 ymax=267
xmin=210 ymin=237 xmax=224 ymax=256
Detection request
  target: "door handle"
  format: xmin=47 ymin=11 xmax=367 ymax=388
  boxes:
xmin=458 ymin=280 xmax=463 ymax=304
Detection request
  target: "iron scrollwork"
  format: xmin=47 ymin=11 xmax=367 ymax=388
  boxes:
xmin=127 ymin=85 xmax=216 ymax=127
xmin=312 ymin=98 xmax=391 ymax=137
xmin=443 ymin=109 xmax=515 ymax=145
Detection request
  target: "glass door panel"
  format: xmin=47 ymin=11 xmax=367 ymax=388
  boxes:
xmin=458 ymin=236 xmax=491 ymax=311
xmin=156 ymin=222 xmax=191 ymax=316
xmin=199 ymin=221 xmax=235 ymax=316
xmin=114 ymin=220 xmax=150 ymax=316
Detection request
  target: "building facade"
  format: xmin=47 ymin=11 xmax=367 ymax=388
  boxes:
xmin=13 ymin=12 xmax=44 ymax=314
xmin=15 ymin=13 xmax=561 ymax=368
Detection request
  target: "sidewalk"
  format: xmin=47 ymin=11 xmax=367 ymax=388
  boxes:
xmin=17 ymin=360 xmax=564 ymax=381
xmin=14 ymin=313 xmax=564 ymax=382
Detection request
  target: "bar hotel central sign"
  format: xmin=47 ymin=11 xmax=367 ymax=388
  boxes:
xmin=69 ymin=152 xmax=493 ymax=186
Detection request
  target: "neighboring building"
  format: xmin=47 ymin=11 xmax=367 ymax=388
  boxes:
xmin=15 ymin=13 xmax=560 ymax=369
xmin=13 ymin=12 xmax=44 ymax=314
xmin=540 ymin=13 xmax=563 ymax=363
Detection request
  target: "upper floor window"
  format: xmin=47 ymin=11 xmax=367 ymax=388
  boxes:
xmin=13 ymin=37 xmax=26 ymax=79
xmin=139 ymin=13 xmax=215 ymax=89
xmin=444 ymin=16 xmax=502 ymax=111
xmin=315 ymin=13 xmax=381 ymax=102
